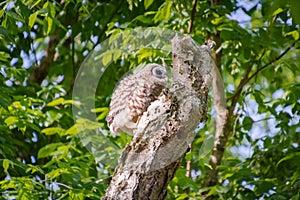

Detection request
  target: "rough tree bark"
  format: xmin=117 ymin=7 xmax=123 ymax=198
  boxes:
xmin=102 ymin=35 xmax=214 ymax=199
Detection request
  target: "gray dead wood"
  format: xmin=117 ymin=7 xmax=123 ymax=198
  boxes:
xmin=102 ymin=35 xmax=213 ymax=200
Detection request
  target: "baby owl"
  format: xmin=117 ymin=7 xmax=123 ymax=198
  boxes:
xmin=106 ymin=63 xmax=168 ymax=136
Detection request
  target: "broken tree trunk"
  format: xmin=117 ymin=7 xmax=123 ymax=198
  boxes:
xmin=102 ymin=35 xmax=213 ymax=200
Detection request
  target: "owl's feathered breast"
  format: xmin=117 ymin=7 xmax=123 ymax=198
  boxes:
xmin=107 ymin=64 xmax=167 ymax=136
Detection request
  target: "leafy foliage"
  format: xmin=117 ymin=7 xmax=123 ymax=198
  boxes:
xmin=0 ymin=0 xmax=299 ymax=199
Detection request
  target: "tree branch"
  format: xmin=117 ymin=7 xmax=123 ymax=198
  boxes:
xmin=102 ymin=35 xmax=213 ymax=199
xmin=29 ymin=35 xmax=59 ymax=84
xmin=202 ymin=34 xmax=298 ymax=195
xmin=187 ymin=0 xmax=197 ymax=33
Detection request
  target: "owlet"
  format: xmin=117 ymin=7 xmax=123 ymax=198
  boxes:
xmin=106 ymin=63 xmax=168 ymax=136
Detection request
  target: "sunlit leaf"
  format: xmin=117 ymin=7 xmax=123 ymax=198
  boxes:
xmin=92 ymin=107 xmax=109 ymax=113
xmin=4 ymin=116 xmax=18 ymax=126
xmin=28 ymin=12 xmax=37 ymax=28
xmin=46 ymin=16 xmax=53 ymax=35
xmin=285 ymin=30 xmax=299 ymax=40
xmin=77 ymin=118 xmax=103 ymax=130
xmin=29 ymin=0 xmax=42 ymax=9
xmin=47 ymin=98 xmax=64 ymax=106
xmin=102 ymin=51 xmax=112 ymax=66
xmin=144 ymin=0 xmax=154 ymax=9
xmin=46 ymin=168 xmax=70 ymax=179
xmin=3 ymin=159 xmax=10 ymax=172
xmin=0 ymin=10 xmax=4 ymax=18
xmin=272 ymin=8 xmax=284 ymax=16
xmin=41 ymin=127 xmax=66 ymax=136
xmin=65 ymin=125 xmax=80 ymax=135
xmin=154 ymin=1 xmax=172 ymax=23
xmin=113 ymin=49 xmax=122 ymax=63
xmin=37 ymin=143 xmax=62 ymax=159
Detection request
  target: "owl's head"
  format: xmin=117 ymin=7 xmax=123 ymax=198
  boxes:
xmin=134 ymin=63 xmax=168 ymax=86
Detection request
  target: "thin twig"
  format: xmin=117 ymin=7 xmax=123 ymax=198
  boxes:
xmin=232 ymin=113 xmax=241 ymax=137
xmin=228 ymin=65 xmax=253 ymax=115
xmin=228 ymin=40 xmax=297 ymax=102
xmin=248 ymin=41 xmax=298 ymax=82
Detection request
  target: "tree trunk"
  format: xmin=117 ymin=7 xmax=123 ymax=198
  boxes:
xmin=29 ymin=35 xmax=59 ymax=84
xmin=102 ymin=35 xmax=213 ymax=199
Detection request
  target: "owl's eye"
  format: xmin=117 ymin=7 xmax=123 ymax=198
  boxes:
xmin=152 ymin=67 xmax=166 ymax=79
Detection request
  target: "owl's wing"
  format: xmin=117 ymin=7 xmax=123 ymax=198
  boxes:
xmin=128 ymin=83 xmax=154 ymax=123
xmin=107 ymin=75 xmax=138 ymax=136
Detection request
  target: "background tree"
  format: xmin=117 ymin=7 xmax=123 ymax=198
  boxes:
xmin=0 ymin=0 xmax=299 ymax=199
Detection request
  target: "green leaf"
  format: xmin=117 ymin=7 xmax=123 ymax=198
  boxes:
xmin=46 ymin=16 xmax=53 ymax=35
xmin=41 ymin=127 xmax=66 ymax=136
xmin=26 ymin=164 xmax=44 ymax=174
xmin=47 ymin=2 xmax=56 ymax=18
xmin=211 ymin=17 xmax=222 ymax=25
xmin=277 ymin=152 xmax=300 ymax=167
xmin=29 ymin=0 xmax=42 ymax=9
xmin=154 ymin=1 xmax=172 ymax=23
xmin=185 ymin=152 xmax=192 ymax=161
xmin=37 ymin=143 xmax=62 ymax=159
xmin=134 ymin=15 xmax=153 ymax=24
xmin=28 ymin=12 xmax=38 ymax=28
xmin=0 ymin=52 xmax=11 ymax=62
xmin=4 ymin=116 xmax=18 ymax=126
xmin=144 ymin=0 xmax=154 ymax=9
xmin=136 ymin=47 xmax=154 ymax=62
xmin=91 ymin=107 xmax=109 ymax=113
xmin=272 ymin=8 xmax=284 ymax=16
xmin=77 ymin=118 xmax=103 ymax=130
xmin=204 ymin=163 xmax=212 ymax=169
xmin=102 ymin=51 xmax=112 ymax=66
xmin=91 ymin=107 xmax=109 ymax=120
xmin=113 ymin=49 xmax=122 ymax=63
xmin=96 ymin=111 xmax=108 ymax=121
xmin=0 ymin=26 xmax=10 ymax=36
xmin=5 ymin=11 xmax=25 ymax=23
xmin=176 ymin=194 xmax=189 ymax=200
xmin=65 ymin=125 xmax=80 ymax=135
xmin=3 ymin=159 xmax=10 ymax=172
xmin=292 ymin=194 xmax=300 ymax=200
xmin=243 ymin=116 xmax=253 ymax=131
xmin=47 ymin=98 xmax=64 ymax=106
xmin=0 ymin=10 xmax=4 ymax=18
xmin=46 ymin=168 xmax=70 ymax=179
xmin=63 ymin=100 xmax=77 ymax=105
xmin=65 ymin=119 xmax=103 ymax=135
xmin=285 ymin=30 xmax=299 ymax=40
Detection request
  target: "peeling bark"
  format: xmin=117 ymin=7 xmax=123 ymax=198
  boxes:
xmin=102 ymin=35 xmax=213 ymax=199
xmin=202 ymin=59 xmax=228 ymax=188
